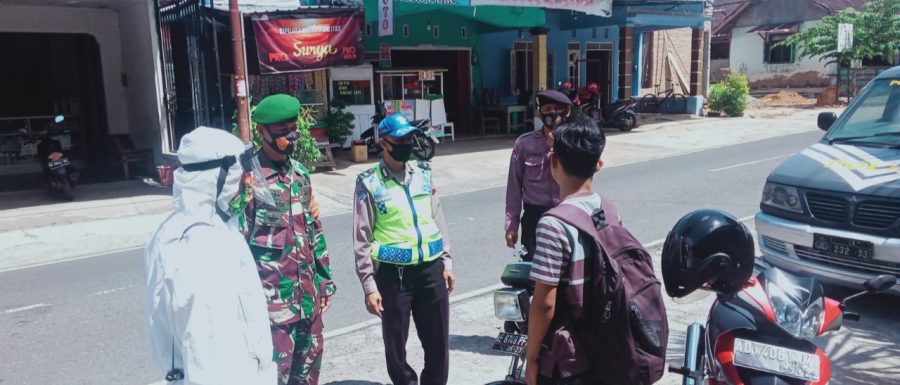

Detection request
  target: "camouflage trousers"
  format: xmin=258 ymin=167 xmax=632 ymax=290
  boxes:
xmin=272 ymin=316 xmax=324 ymax=385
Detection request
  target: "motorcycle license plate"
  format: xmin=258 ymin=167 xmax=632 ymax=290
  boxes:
xmin=813 ymin=233 xmax=873 ymax=261
xmin=48 ymin=158 xmax=69 ymax=169
xmin=491 ymin=332 xmax=527 ymax=355
xmin=733 ymin=338 xmax=820 ymax=382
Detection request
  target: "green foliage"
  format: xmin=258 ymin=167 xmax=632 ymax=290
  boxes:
xmin=232 ymin=101 xmax=322 ymax=170
xmin=325 ymin=98 xmax=355 ymax=145
xmin=708 ymin=73 xmax=750 ymax=117
xmin=778 ymin=0 xmax=900 ymax=64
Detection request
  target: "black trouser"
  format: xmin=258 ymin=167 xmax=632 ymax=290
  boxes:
xmin=521 ymin=203 xmax=552 ymax=261
xmin=375 ymin=259 xmax=450 ymax=385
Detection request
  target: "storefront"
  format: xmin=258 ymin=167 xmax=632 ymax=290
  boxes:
xmin=0 ymin=1 xmax=162 ymax=191
xmin=156 ymin=2 xmax=366 ymax=152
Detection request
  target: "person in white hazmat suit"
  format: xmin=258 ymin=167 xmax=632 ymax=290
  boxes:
xmin=145 ymin=126 xmax=278 ymax=385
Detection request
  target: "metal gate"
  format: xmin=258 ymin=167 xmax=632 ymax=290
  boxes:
xmin=155 ymin=0 xmax=226 ymax=151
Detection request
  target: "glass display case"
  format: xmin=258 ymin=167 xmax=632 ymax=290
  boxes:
xmin=0 ymin=115 xmax=82 ymax=173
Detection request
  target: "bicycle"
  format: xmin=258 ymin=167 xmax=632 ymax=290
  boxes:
xmin=639 ymin=84 xmax=687 ymax=114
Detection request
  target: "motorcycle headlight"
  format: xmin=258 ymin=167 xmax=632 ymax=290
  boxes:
xmin=761 ymin=182 xmax=804 ymax=214
xmin=767 ymin=274 xmax=824 ymax=339
xmin=494 ymin=288 xmax=529 ymax=322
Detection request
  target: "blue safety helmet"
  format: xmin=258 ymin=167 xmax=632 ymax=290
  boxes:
xmin=378 ymin=113 xmax=420 ymax=138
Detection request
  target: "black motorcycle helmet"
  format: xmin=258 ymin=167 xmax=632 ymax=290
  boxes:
xmin=661 ymin=209 xmax=755 ymax=298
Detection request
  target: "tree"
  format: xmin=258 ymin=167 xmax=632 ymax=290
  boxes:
xmin=779 ymin=0 xmax=900 ymax=64
xmin=777 ymin=0 xmax=900 ymax=99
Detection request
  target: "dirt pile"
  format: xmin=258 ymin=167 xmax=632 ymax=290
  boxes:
xmin=757 ymin=90 xmax=815 ymax=106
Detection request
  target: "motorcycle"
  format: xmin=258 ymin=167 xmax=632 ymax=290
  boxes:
xmin=601 ymin=98 xmax=639 ymax=132
xmin=360 ymin=101 xmax=438 ymax=161
xmin=486 ymin=247 xmax=532 ymax=385
xmin=23 ymin=115 xmax=78 ymax=201
xmin=668 ymin=260 xmax=897 ymax=385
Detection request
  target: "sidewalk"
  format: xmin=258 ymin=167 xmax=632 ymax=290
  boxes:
xmin=0 ymin=107 xmax=836 ymax=272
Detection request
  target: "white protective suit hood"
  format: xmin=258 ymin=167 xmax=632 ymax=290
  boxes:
xmin=144 ymin=127 xmax=275 ymax=385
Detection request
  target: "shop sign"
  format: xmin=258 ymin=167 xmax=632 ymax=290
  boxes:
xmin=470 ymin=0 xmax=612 ymax=17
xmin=380 ymin=0 xmax=394 ymax=36
xmin=384 ymin=100 xmax=415 ymax=120
xmin=397 ymin=0 xmax=470 ymax=4
xmin=252 ymin=11 xmax=364 ymax=73
xmin=418 ymin=71 xmax=435 ymax=81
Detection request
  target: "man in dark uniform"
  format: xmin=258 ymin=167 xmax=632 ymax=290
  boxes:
xmin=505 ymin=90 xmax=573 ymax=259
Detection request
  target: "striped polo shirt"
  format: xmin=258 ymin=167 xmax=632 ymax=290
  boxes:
xmin=530 ymin=193 xmax=603 ymax=287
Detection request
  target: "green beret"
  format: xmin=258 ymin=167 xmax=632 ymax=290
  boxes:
xmin=253 ymin=94 xmax=301 ymax=125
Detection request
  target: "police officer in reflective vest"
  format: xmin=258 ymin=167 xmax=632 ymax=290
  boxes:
xmin=353 ymin=113 xmax=456 ymax=385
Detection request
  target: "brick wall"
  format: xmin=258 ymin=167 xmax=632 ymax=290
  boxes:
xmin=643 ymin=28 xmax=700 ymax=95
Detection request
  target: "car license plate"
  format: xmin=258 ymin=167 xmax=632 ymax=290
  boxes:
xmin=491 ymin=332 xmax=527 ymax=355
xmin=733 ymin=338 xmax=820 ymax=382
xmin=813 ymin=234 xmax=873 ymax=261
xmin=48 ymin=158 xmax=69 ymax=169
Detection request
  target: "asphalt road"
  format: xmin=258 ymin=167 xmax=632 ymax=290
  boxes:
xmin=2 ymin=129 xmax=856 ymax=385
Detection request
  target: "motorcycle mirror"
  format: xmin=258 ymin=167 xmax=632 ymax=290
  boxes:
xmin=864 ymin=274 xmax=897 ymax=294
xmin=54 ymin=115 xmax=65 ymax=123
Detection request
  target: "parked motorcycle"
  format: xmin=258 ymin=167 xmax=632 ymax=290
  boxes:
xmin=668 ymin=259 xmax=897 ymax=385
xmin=601 ymin=98 xmax=639 ymax=132
xmin=360 ymin=101 xmax=387 ymax=155
xmin=23 ymin=115 xmax=78 ymax=200
xmin=486 ymin=246 xmax=532 ymax=385
xmin=360 ymin=102 xmax=438 ymax=161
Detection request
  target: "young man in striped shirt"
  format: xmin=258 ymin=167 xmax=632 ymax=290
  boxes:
xmin=524 ymin=115 xmax=615 ymax=385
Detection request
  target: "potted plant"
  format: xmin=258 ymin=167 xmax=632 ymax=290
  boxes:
xmin=325 ymin=98 xmax=355 ymax=146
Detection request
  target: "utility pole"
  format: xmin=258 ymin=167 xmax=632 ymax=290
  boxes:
xmin=230 ymin=0 xmax=251 ymax=142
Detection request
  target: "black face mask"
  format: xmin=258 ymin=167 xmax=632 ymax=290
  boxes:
xmin=265 ymin=130 xmax=299 ymax=155
xmin=541 ymin=112 xmax=562 ymax=129
xmin=388 ymin=143 xmax=413 ymax=162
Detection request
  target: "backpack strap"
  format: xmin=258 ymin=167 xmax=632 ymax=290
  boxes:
xmin=544 ymin=197 xmax=620 ymax=321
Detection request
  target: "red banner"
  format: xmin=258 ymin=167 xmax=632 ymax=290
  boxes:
xmin=252 ymin=11 xmax=364 ymax=74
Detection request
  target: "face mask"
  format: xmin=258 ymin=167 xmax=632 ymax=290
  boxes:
xmin=266 ymin=130 xmax=299 ymax=155
xmin=541 ymin=112 xmax=562 ymax=129
xmin=388 ymin=143 xmax=413 ymax=163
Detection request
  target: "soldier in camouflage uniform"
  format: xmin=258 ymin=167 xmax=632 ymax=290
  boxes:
xmin=233 ymin=94 xmax=335 ymax=385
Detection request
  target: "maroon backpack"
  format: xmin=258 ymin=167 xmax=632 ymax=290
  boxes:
xmin=544 ymin=198 xmax=668 ymax=385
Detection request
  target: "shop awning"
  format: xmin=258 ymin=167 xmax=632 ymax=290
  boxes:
xmin=364 ymin=2 xmax=545 ymax=31
xmin=747 ymin=22 xmax=801 ymax=35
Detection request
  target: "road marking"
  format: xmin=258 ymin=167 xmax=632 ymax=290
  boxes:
xmin=90 ymin=284 xmax=138 ymax=297
xmin=3 ymin=303 xmax=50 ymax=315
xmin=0 ymin=245 xmax=146 ymax=274
xmin=709 ymin=154 xmax=790 ymax=172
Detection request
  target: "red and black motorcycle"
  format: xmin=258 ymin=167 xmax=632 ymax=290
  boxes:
xmin=663 ymin=209 xmax=897 ymax=385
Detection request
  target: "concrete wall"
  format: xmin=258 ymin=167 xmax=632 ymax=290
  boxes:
xmin=0 ymin=5 xmax=129 ymax=135
xmin=728 ymin=0 xmax=833 ymax=89
xmin=117 ymin=1 xmax=166 ymax=160
xmin=643 ymin=28 xmax=694 ymax=94
xmin=730 ymin=22 xmax=834 ymax=89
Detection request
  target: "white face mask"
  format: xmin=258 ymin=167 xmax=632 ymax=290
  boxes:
xmin=534 ymin=116 xmax=544 ymax=131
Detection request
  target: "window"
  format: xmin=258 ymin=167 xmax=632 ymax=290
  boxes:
xmin=403 ymin=24 xmax=409 ymax=38
xmin=433 ymin=26 xmax=440 ymax=39
xmin=510 ymin=42 xmax=554 ymax=94
xmin=461 ymin=26 xmax=468 ymax=39
xmin=764 ymin=34 xmax=794 ymax=64
xmin=567 ymin=43 xmax=581 ymax=87
xmin=711 ymin=40 xmax=729 ymax=60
